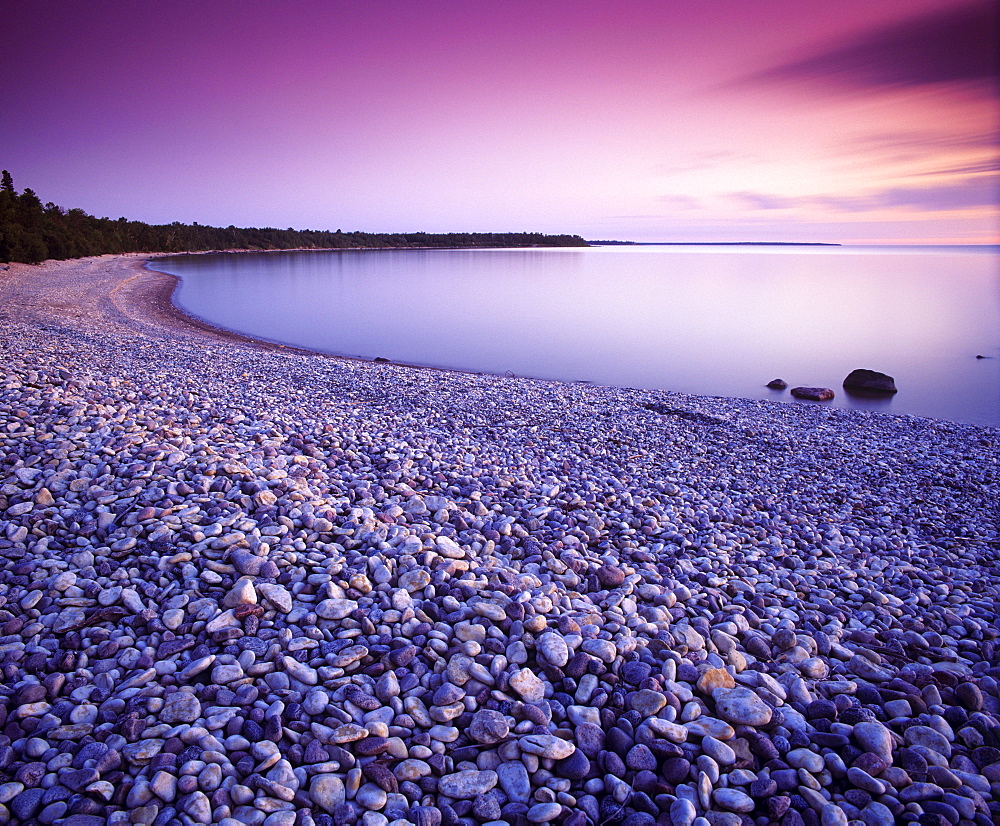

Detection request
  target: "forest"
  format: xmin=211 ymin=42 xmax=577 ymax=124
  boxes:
xmin=0 ymin=170 xmax=588 ymax=263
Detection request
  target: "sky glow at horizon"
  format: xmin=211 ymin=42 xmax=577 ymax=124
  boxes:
xmin=3 ymin=0 xmax=997 ymax=243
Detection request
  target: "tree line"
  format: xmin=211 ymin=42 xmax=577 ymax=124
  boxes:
xmin=0 ymin=170 xmax=588 ymax=264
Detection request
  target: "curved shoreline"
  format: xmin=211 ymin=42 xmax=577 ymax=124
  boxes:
xmin=1 ymin=254 xmax=999 ymax=825
xmin=145 ymin=256 xmax=496 ymax=375
xmin=142 ymin=263 xmax=339 ymax=357
xmin=146 ymin=247 xmax=1000 ymax=428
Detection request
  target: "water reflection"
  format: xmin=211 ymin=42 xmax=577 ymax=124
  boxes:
xmin=149 ymin=246 xmax=1000 ymax=427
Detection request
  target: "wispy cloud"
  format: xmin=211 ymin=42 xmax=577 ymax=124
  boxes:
xmin=871 ymin=178 xmax=1000 ymax=211
xmin=914 ymin=158 xmax=1000 ymax=177
xmin=851 ymin=130 xmax=1000 ymax=154
xmin=730 ymin=177 xmax=999 ymax=214
xmin=750 ymin=0 xmax=999 ymax=96
xmin=835 ymin=130 xmax=1000 ymax=173
xmin=652 ymin=151 xmax=756 ymax=176
xmin=729 ymin=192 xmax=796 ymax=211
xmin=657 ymin=194 xmax=704 ymax=211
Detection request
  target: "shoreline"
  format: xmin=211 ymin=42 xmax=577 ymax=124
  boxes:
xmin=145 ymin=247 xmax=1000 ymax=429
xmin=145 ymin=254 xmax=501 ymax=375
xmin=1 ymin=254 xmax=999 ymax=825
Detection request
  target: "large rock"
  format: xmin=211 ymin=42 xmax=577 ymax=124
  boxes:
xmin=790 ymin=386 xmax=834 ymax=401
xmin=843 ymin=369 xmax=897 ymax=394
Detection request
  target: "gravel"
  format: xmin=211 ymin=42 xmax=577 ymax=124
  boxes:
xmin=0 ymin=254 xmax=998 ymax=826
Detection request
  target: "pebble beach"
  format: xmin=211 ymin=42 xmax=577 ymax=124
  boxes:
xmin=1 ymin=254 xmax=998 ymax=826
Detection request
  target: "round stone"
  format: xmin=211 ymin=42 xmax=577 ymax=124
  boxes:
xmin=437 ymin=770 xmax=498 ymax=799
xmin=713 ymin=688 xmax=773 ymax=726
xmin=955 ymin=682 xmax=983 ymax=711
xmin=904 ymin=725 xmax=952 ymax=758
xmin=847 ymin=767 xmax=885 ymax=795
xmin=697 ymin=668 xmax=735 ymax=693
xmin=309 ymin=775 xmax=346 ymax=812
xmin=853 ymin=722 xmax=894 ymax=763
xmin=596 ymin=565 xmax=625 ymax=588
xmin=469 ymin=710 xmax=510 ymax=745
xmin=713 ymin=787 xmax=755 ymax=813
xmin=625 ymin=744 xmax=656 ymax=772
xmin=555 ymin=749 xmax=591 ymax=781
xmin=527 ymin=801 xmax=564 ymax=822
xmin=702 ymin=736 xmax=736 ymax=766
xmin=670 ymin=798 xmax=697 ymax=826
xmin=399 ymin=569 xmax=431 ymax=592
xmin=787 ymin=747 xmax=825 ymax=772
xmin=509 ymin=669 xmax=546 ymax=702
xmin=160 ymin=692 xmax=201 ymax=724
xmin=355 ymin=782 xmax=388 ymax=810
xmin=519 ymin=733 xmax=575 ymax=760
xmin=538 ymin=632 xmax=570 ymax=667
xmin=497 ymin=761 xmax=531 ymax=804
xmin=575 ymin=722 xmax=605 ymax=756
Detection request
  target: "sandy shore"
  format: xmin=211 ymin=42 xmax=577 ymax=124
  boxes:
xmin=0 ymin=254 xmax=318 ymax=354
xmin=1 ymin=254 xmax=999 ymax=825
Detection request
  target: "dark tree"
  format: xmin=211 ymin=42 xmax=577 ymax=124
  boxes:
xmin=0 ymin=165 xmax=589 ymax=263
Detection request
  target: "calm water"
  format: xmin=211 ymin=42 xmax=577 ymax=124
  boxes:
xmin=148 ymin=246 xmax=1000 ymax=427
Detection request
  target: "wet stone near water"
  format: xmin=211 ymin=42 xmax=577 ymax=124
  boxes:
xmin=0 ymin=255 xmax=998 ymax=825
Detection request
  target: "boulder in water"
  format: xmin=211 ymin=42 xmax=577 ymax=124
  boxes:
xmin=791 ymin=387 xmax=834 ymax=401
xmin=843 ymin=369 xmax=897 ymax=394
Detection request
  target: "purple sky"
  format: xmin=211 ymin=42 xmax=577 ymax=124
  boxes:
xmin=3 ymin=0 xmax=997 ymax=243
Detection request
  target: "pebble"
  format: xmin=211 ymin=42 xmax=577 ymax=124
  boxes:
xmin=846 ymin=766 xmax=885 ymax=795
xmin=712 ymin=687 xmax=773 ymax=726
xmin=509 ymin=669 xmax=546 ymax=702
xmin=905 ymin=725 xmax=952 ymax=757
xmin=519 ymin=733 xmax=576 ymax=760
xmin=820 ymin=803 xmax=849 ymax=826
xmin=0 ymin=254 xmax=997 ymax=826
xmin=437 ymin=770 xmax=498 ymax=798
xmin=526 ymin=801 xmax=563 ymax=822
xmin=788 ymin=747 xmax=825 ymax=772
xmin=310 ymin=775 xmax=346 ymax=812
xmin=701 ymin=736 xmax=736 ymax=766
xmin=160 ymin=691 xmax=201 ymax=724
xmin=853 ymin=721 xmax=894 ymax=763
xmin=712 ymin=787 xmax=755 ymax=813
xmin=497 ymin=761 xmax=531 ymax=803
xmin=670 ymin=798 xmax=698 ymax=826
xmin=538 ymin=631 xmax=570 ymax=667
xmin=256 ymin=583 xmax=291 ymax=613
xmin=316 ymin=597 xmax=356 ymax=619
xmin=468 ymin=709 xmax=510 ymax=744
xmin=697 ymin=667 xmax=735 ymax=693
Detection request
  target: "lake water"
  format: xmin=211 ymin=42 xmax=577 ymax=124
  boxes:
xmin=148 ymin=245 xmax=1000 ymax=427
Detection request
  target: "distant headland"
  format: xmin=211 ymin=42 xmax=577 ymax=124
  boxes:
xmin=588 ymin=240 xmax=842 ymax=246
